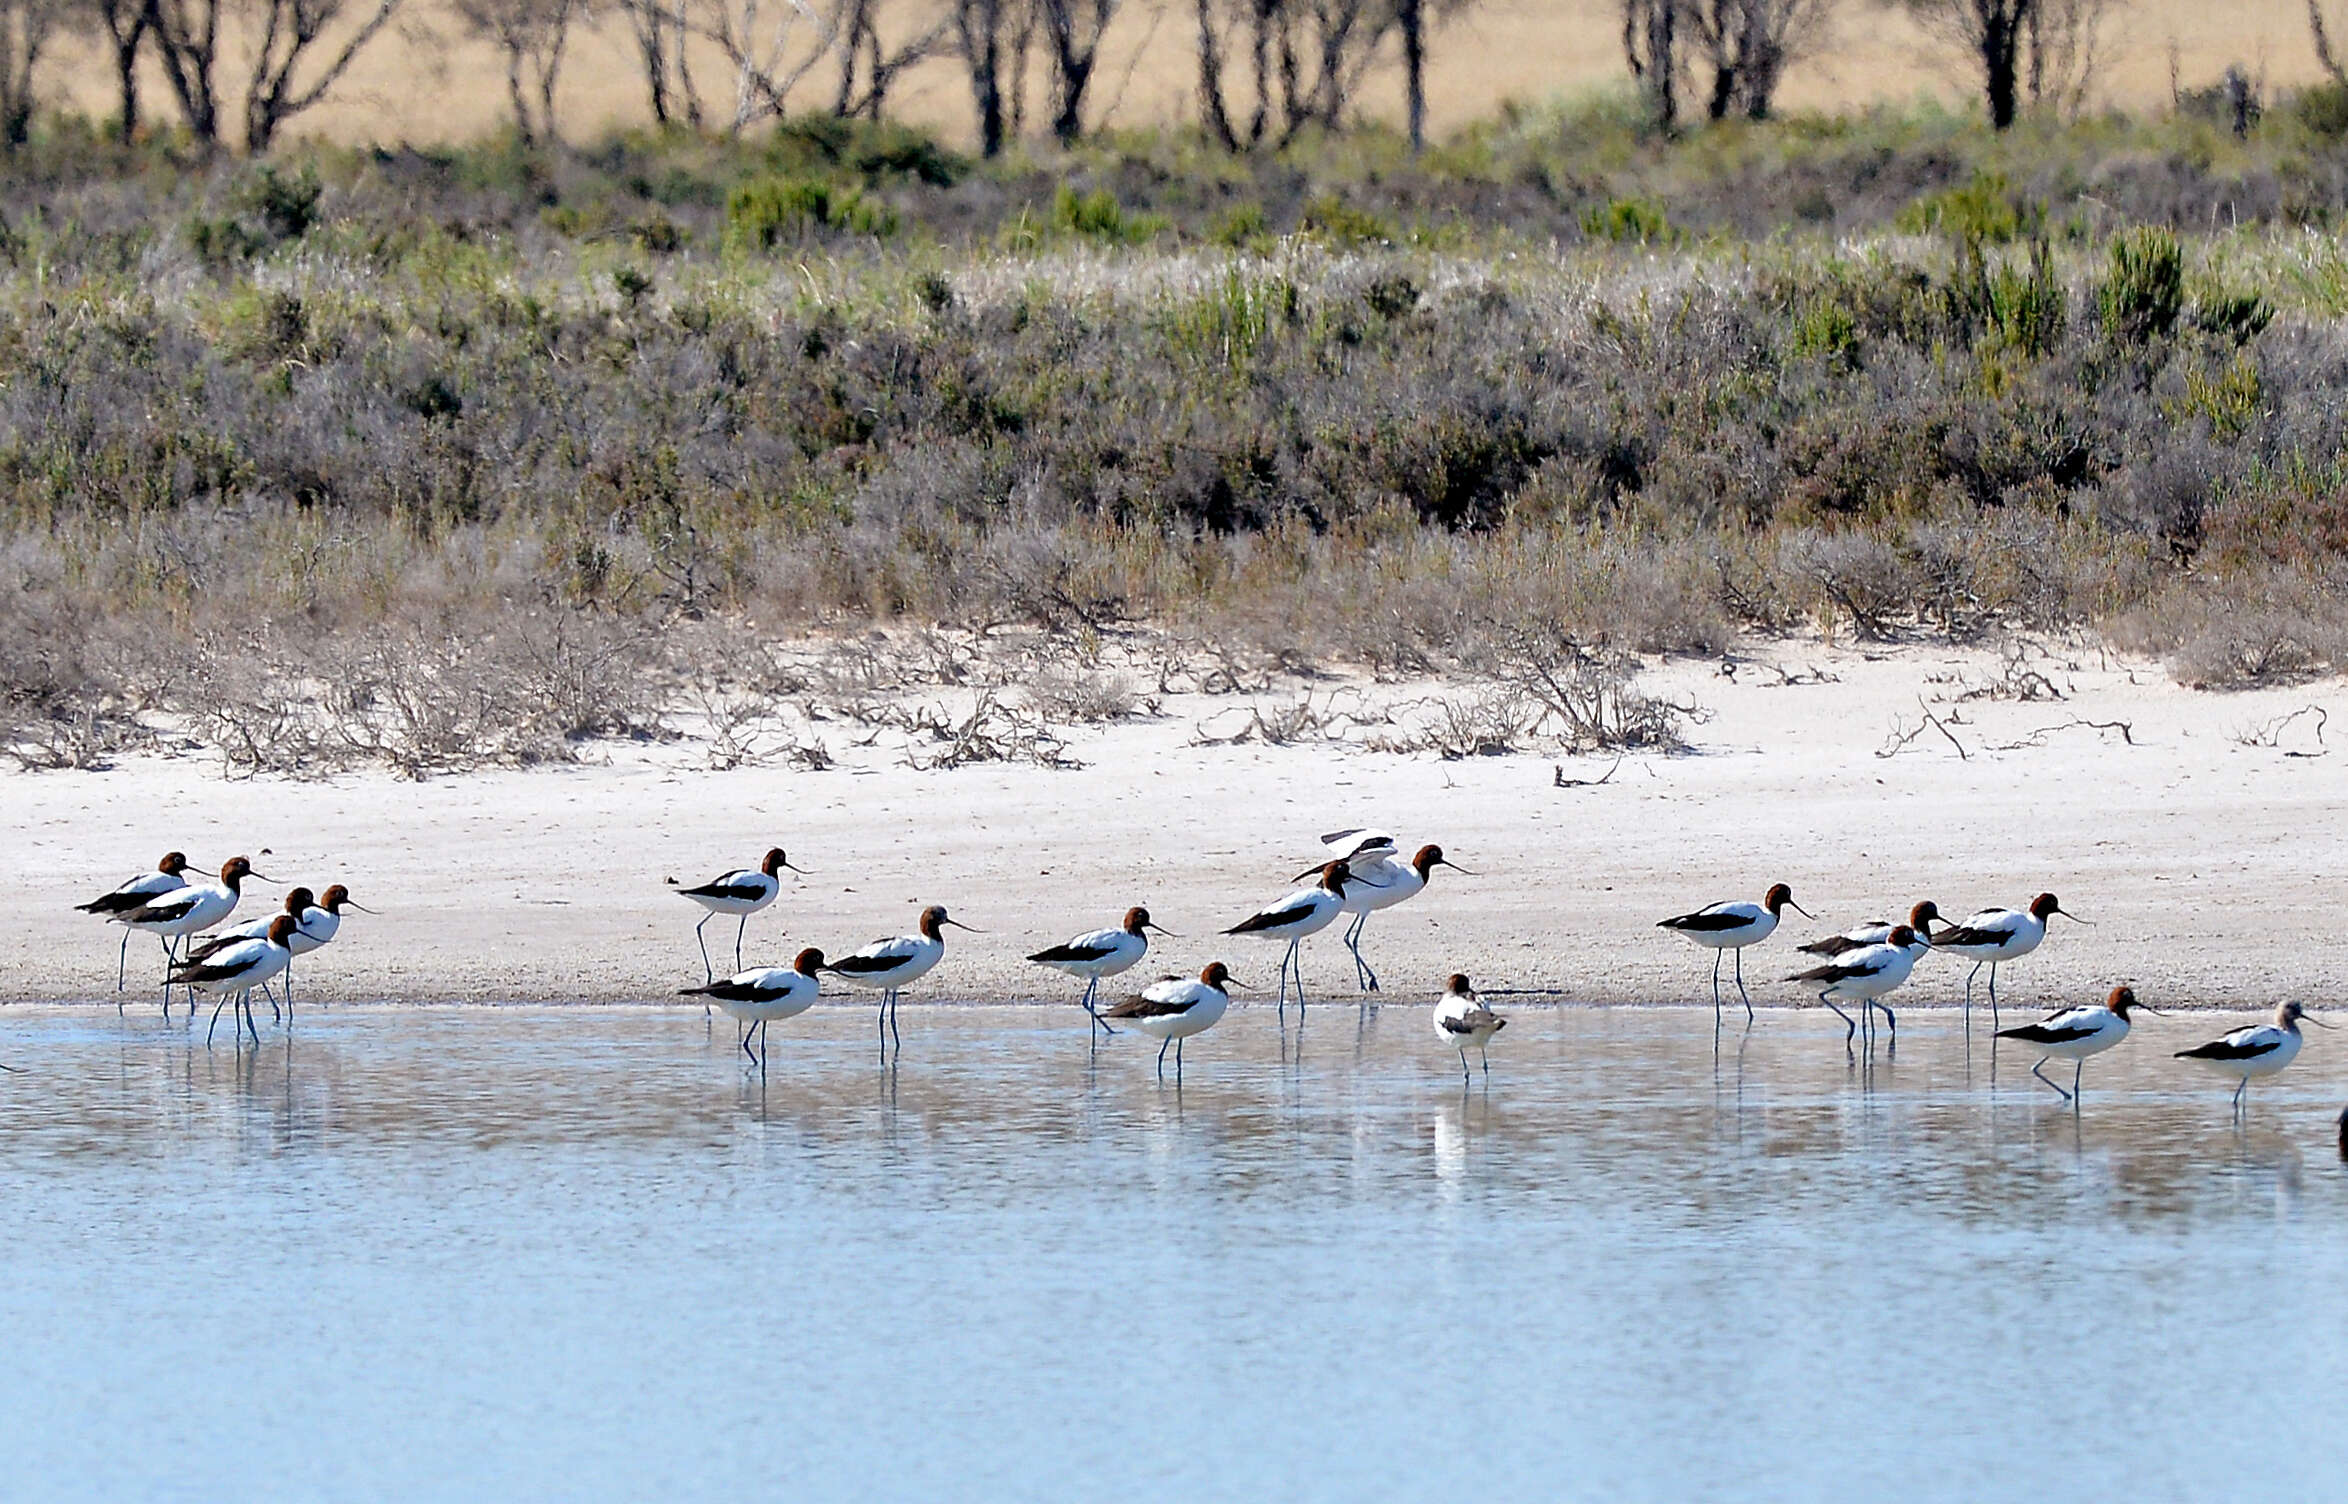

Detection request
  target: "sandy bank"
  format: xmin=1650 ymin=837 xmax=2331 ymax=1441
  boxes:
xmin=5 ymin=640 xmax=2340 ymax=1012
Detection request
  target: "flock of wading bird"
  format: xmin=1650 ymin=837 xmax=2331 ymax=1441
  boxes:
xmin=63 ymin=833 xmax=2328 ymax=1111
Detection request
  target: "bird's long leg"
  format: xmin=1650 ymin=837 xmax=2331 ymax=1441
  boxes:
xmin=244 ymin=992 xmax=259 ymax=1046
xmin=740 ymin=1020 xmax=757 ymax=1064
xmin=889 ymin=991 xmax=902 ymax=1050
xmin=2232 ymin=1078 xmax=2247 ymax=1114
xmin=116 ymin=928 xmax=131 ymax=994
xmin=1820 ymin=989 xmax=1855 ymax=1044
xmin=758 ymin=1021 xmax=769 ymax=1071
xmin=1733 ymin=946 xmax=1753 ymax=1021
xmin=1175 ymin=1036 xmax=1185 ymax=1084
xmin=1083 ymin=977 xmax=1114 ymax=1036
xmin=1481 ymin=1044 xmax=1491 ymax=1077
xmin=1987 ymin=964 xmax=2000 ymax=1026
xmin=1710 ymin=949 xmax=1723 ymax=1017
xmin=2073 ymin=1060 xmax=2083 ymax=1101
xmin=694 ymin=913 xmax=715 ymax=989
xmin=2029 ymin=1056 xmax=2071 ymax=1100
xmin=206 ymin=993 xmax=228 ymax=1046
xmin=1964 ymin=963 xmax=1979 ymax=1024
xmin=1156 ymin=1036 xmax=1170 ymax=1077
xmin=878 ymin=998 xmax=888 ymax=1058
xmin=735 ymin=914 xmax=748 ymax=974
xmin=1876 ymin=1001 xmax=1896 ymax=1040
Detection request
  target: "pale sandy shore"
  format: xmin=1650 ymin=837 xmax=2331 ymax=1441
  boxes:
xmin=4 ymin=640 xmax=2340 ymax=1012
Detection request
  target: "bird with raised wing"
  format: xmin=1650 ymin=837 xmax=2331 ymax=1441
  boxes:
xmin=678 ymin=848 xmax=802 ymax=985
xmin=77 ymin=851 xmax=196 ymax=993
xmin=1934 ymin=893 xmax=2085 ymax=1023
xmin=680 ymin=948 xmax=826 ymax=1069
xmin=1997 ymin=985 xmax=2155 ymax=1101
xmin=824 ymin=905 xmax=978 ymax=1056
xmin=1432 ymin=973 xmax=1507 ymax=1082
xmin=1300 ymin=838 xmax=1469 ymax=993
xmin=2175 ymin=1002 xmax=2326 ymax=1115
xmin=1028 ymin=906 xmax=1173 ymax=1035
xmin=1100 ymin=962 xmax=1238 ymax=1081
xmin=1798 ymin=901 xmax=1943 ymax=958
xmin=1660 ymin=883 xmax=1813 ymax=1020
xmin=1787 ymin=924 xmax=1923 ymax=1045
xmin=1224 ymin=861 xmax=1365 ymax=1021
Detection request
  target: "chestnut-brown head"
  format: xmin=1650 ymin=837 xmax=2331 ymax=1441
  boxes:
xmin=1123 ymin=906 xmax=1175 ymax=938
xmin=2031 ymin=893 xmax=2066 ymax=921
xmin=1887 ymin=925 xmax=1917 ymax=947
xmin=158 ymin=852 xmax=190 ymax=875
xmin=1446 ymin=972 xmax=1475 ymax=997
xmin=1321 ymin=860 xmax=1354 ymax=894
xmin=266 ymin=915 xmax=300 ymax=946
xmin=1414 ymin=845 xmax=1473 ymax=878
xmin=920 ymin=905 xmax=982 ymax=939
xmin=761 ymin=848 xmax=801 ymax=878
xmin=220 ymin=856 xmax=267 ymax=887
xmin=1200 ymin=961 xmax=1237 ymax=990
xmin=280 ymin=887 xmax=316 ymax=916
xmin=1908 ymin=900 xmax=1942 ymax=931
xmin=1765 ymin=883 xmax=1814 ymax=920
xmin=2107 ymin=985 xmax=2140 ymax=1019
xmin=794 ymin=947 xmax=827 ymax=974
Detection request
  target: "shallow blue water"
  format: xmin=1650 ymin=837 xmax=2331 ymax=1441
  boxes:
xmin=1 ymin=1003 xmax=2343 ymax=1501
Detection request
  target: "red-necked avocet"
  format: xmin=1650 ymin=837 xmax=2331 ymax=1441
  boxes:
xmin=1100 ymin=962 xmax=1238 ymax=1081
xmin=1432 ymin=973 xmax=1507 ymax=1082
xmin=1997 ymin=985 xmax=2155 ymax=1102
xmin=823 ymin=905 xmax=978 ymax=1055
xmin=2175 ymin=1002 xmax=2327 ymax=1115
xmin=678 ymin=848 xmax=802 ymax=985
xmin=679 ymin=947 xmax=826 ymax=1069
xmin=1027 ymin=906 xmax=1174 ymax=1035
xmin=172 ymin=914 xmax=298 ymax=1048
xmin=1224 ymin=860 xmax=1363 ymax=1021
xmin=185 ymin=887 xmax=313 ymax=1013
xmin=1658 ymin=883 xmax=1813 ymax=1020
xmin=1934 ymin=893 xmax=2086 ymax=1023
xmin=1797 ymin=901 xmax=1943 ymax=958
xmin=112 ymin=856 xmax=270 ymax=1016
xmin=1787 ymin=923 xmax=1922 ymax=1045
xmin=76 ymin=851 xmax=196 ymax=994
xmin=1300 ymin=835 xmax=1470 ymax=993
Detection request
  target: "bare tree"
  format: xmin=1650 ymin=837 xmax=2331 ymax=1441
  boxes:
xmin=146 ymin=0 xmax=227 ymax=143
xmin=1904 ymin=0 xmax=2035 ymax=129
xmin=1685 ymin=0 xmax=1831 ymax=119
xmin=693 ymin=0 xmax=840 ymax=132
xmin=832 ymin=0 xmax=948 ymax=117
xmin=240 ymin=0 xmax=408 ymax=150
xmin=951 ymin=0 xmax=1009 ymax=153
xmin=454 ymin=0 xmax=578 ymax=144
xmin=618 ymin=0 xmax=704 ymax=125
xmin=87 ymin=0 xmax=149 ymax=139
xmin=0 ymin=0 xmax=56 ymax=145
xmin=2021 ymin=0 xmax=2113 ymax=117
xmin=1621 ymin=0 xmax=1677 ymax=130
xmin=1039 ymin=0 xmax=1113 ymax=141
xmin=1193 ymin=0 xmax=1381 ymax=150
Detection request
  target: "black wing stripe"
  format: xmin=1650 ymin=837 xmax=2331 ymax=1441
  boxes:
xmin=1227 ymin=901 xmax=1316 ymax=935
xmin=1998 ymin=1023 xmax=2098 ymax=1045
xmin=1029 ymin=943 xmax=1116 ymax=964
xmin=2177 ymin=1038 xmax=2281 ymax=1061
xmin=1659 ymin=911 xmax=1755 ymax=933
xmin=1102 ymin=997 xmax=1198 ymax=1019
xmin=1936 ymin=924 xmax=2017 ymax=948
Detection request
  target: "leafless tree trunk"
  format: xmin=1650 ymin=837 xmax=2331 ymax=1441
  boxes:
xmin=88 ymin=0 xmax=149 ymax=139
xmin=618 ymin=0 xmax=672 ymax=122
xmin=832 ymin=0 xmax=947 ymax=116
xmin=1905 ymin=0 xmax=2036 ymax=129
xmin=0 ymin=0 xmax=55 ymax=145
xmin=239 ymin=0 xmax=407 ymax=151
xmin=692 ymin=0 xmax=840 ymax=133
xmin=1193 ymin=0 xmax=1376 ymax=149
xmin=1040 ymin=0 xmax=1114 ymax=141
xmin=1684 ymin=0 xmax=1830 ymax=120
xmin=454 ymin=0 xmax=577 ymax=144
xmin=1622 ymin=0 xmax=1676 ymax=130
xmin=2021 ymin=0 xmax=2111 ymax=117
xmin=146 ymin=0 xmax=225 ymax=144
xmin=951 ymin=0 xmax=1008 ymax=153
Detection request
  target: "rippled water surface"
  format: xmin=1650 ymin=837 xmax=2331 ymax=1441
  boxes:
xmin=3 ymin=1002 xmax=2345 ymax=1500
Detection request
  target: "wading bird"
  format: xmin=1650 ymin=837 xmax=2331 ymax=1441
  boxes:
xmin=678 ymin=848 xmax=801 ymax=985
xmin=824 ymin=905 xmax=979 ymax=1055
xmin=2175 ymin=1002 xmax=2326 ymax=1115
xmin=1787 ymin=924 xmax=1922 ymax=1045
xmin=186 ymin=887 xmax=314 ymax=1011
xmin=1996 ymin=985 xmax=2154 ymax=1102
xmin=1224 ymin=861 xmax=1364 ymax=1021
xmin=76 ymin=851 xmax=195 ymax=993
xmin=1659 ymin=883 xmax=1813 ymax=1020
xmin=1431 ymin=973 xmax=1507 ymax=1082
xmin=173 ymin=915 xmax=298 ymax=1048
xmin=1798 ymin=901 xmax=1943 ymax=958
xmin=1934 ymin=893 xmax=2085 ymax=1023
xmin=1303 ymin=835 xmax=1469 ymax=993
xmin=1100 ymin=962 xmax=1238 ymax=1082
xmin=680 ymin=948 xmax=826 ymax=1069
xmin=113 ymin=857 xmax=270 ymax=1016
xmin=1028 ymin=906 xmax=1173 ymax=1035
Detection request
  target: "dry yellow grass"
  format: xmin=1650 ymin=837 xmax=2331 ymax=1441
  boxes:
xmin=34 ymin=0 xmax=2336 ymax=149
